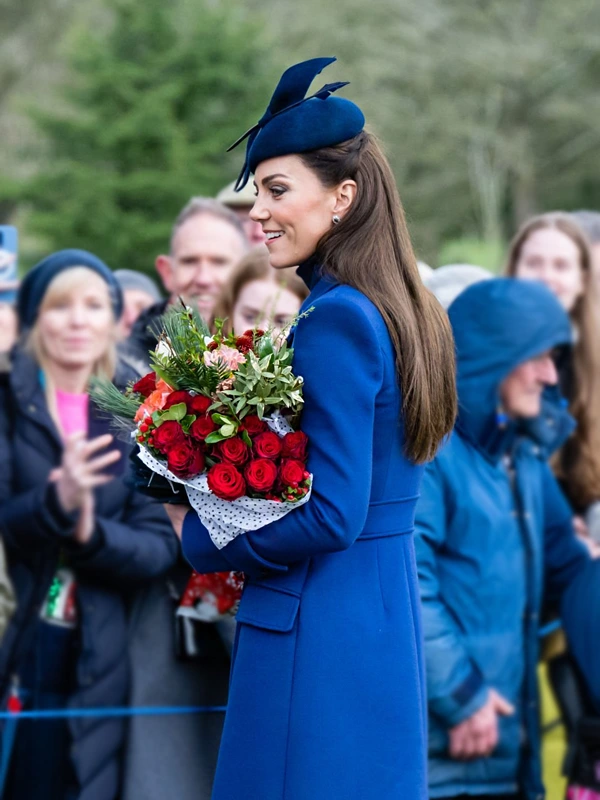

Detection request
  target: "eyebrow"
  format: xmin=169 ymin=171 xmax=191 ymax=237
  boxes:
xmin=260 ymin=173 xmax=289 ymax=186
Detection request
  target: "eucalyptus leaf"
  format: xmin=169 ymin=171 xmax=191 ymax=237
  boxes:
xmin=205 ymin=431 xmax=227 ymax=445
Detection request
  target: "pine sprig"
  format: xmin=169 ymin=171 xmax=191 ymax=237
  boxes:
xmin=89 ymin=376 xmax=140 ymax=421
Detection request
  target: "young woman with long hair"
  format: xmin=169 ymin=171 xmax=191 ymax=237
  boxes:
xmin=164 ymin=58 xmax=457 ymax=800
xmin=211 ymin=246 xmax=308 ymax=337
xmin=506 ymin=213 xmax=600 ymax=518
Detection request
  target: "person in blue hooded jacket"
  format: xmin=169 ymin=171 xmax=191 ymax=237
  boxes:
xmin=415 ymin=278 xmax=591 ymax=800
xmin=163 ymin=57 xmax=458 ymax=800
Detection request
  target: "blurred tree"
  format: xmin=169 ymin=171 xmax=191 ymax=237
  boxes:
xmin=21 ymin=0 xmax=274 ymax=273
xmin=0 ymin=0 xmax=78 ymax=221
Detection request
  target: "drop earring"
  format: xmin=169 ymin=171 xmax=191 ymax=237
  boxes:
xmin=332 ymin=215 xmax=341 ymax=225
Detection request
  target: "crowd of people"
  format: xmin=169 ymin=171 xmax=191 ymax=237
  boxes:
xmin=0 ymin=173 xmax=599 ymax=800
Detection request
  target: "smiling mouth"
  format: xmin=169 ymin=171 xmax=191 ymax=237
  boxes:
xmin=264 ymin=231 xmax=284 ymax=241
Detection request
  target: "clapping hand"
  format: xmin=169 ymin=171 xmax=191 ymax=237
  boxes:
xmin=48 ymin=432 xmax=121 ymax=544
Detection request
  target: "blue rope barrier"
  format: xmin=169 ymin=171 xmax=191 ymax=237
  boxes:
xmin=538 ymin=619 xmax=562 ymax=638
xmin=0 ymin=704 xmax=227 ymax=721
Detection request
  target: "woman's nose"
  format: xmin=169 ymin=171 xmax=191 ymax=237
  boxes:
xmin=249 ymin=196 xmax=269 ymax=222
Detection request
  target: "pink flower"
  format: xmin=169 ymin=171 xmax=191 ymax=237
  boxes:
xmin=203 ymin=345 xmax=247 ymax=371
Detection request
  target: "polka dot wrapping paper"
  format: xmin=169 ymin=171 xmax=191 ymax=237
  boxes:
xmin=137 ymin=413 xmax=313 ymax=549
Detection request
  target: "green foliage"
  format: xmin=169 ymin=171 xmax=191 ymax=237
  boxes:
xmin=150 ymin=305 xmax=229 ymax=393
xmin=219 ymin=343 xmax=304 ymax=423
xmin=8 ymin=0 xmax=600 ymax=270
xmin=437 ymin=237 xmax=505 ymax=274
xmin=89 ymin=375 xmax=140 ymax=420
xmin=20 ymin=0 xmax=274 ymax=272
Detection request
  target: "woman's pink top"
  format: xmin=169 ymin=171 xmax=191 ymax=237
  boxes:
xmin=55 ymin=389 xmax=89 ymax=438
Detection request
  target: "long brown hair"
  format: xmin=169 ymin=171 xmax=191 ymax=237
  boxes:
xmin=211 ymin=247 xmax=309 ymax=334
xmin=300 ymin=131 xmax=457 ymax=463
xmin=506 ymin=212 xmax=600 ymax=509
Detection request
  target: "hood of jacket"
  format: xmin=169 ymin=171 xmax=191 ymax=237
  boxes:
xmin=448 ymin=278 xmax=573 ymax=462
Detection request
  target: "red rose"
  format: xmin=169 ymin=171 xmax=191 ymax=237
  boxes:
xmin=207 ymin=340 xmax=219 ymax=352
xmin=279 ymin=458 xmax=306 ymax=488
xmin=151 ymin=420 xmax=187 ymax=453
xmin=235 ymin=334 xmax=255 ymax=354
xmin=132 ymin=372 xmax=157 ymax=398
xmin=253 ymin=431 xmax=282 ymax=460
xmin=207 ymin=463 xmax=246 ymax=501
xmin=189 ymin=395 xmax=211 ymax=415
xmin=189 ymin=416 xmax=217 ymax=442
xmin=245 ymin=458 xmax=278 ymax=493
xmin=215 ymin=437 xmax=250 ymax=466
xmin=241 ymin=415 xmax=268 ymax=437
xmin=167 ymin=441 xmax=205 ymax=478
xmin=163 ymin=390 xmax=192 ymax=410
xmin=243 ymin=329 xmax=264 ymax=338
xmin=282 ymin=431 xmax=308 ymax=460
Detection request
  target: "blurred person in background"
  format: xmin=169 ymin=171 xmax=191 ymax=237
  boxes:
xmin=425 ymin=264 xmax=492 ymax=311
xmin=0 ymin=283 xmax=19 ymax=356
xmin=0 ymin=302 xmax=17 ymax=354
xmin=0 ymin=249 xmax=177 ymax=800
xmin=571 ymin=210 xmax=600 ymax=281
xmin=113 ymin=269 xmax=162 ymax=340
xmin=122 ymin=198 xmax=248 ymax=800
xmin=415 ymin=278 xmax=590 ymax=800
xmin=217 ymin=179 xmax=267 ymax=246
xmin=506 ymin=213 xmax=600 ymax=548
xmin=122 ymin=197 xmax=248 ymax=369
xmin=211 ymin=246 xmax=308 ymax=335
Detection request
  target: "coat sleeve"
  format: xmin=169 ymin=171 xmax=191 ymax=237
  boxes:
xmin=414 ymin=457 xmax=489 ymax=728
xmin=68 ymin=490 xmax=179 ymax=583
xmin=0 ymin=384 xmax=79 ymax=556
xmin=182 ymin=295 xmax=384 ymax=578
xmin=541 ymin=463 xmax=590 ymax=604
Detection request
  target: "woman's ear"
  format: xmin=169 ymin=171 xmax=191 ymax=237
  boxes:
xmin=333 ymin=179 xmax=357 ymax=217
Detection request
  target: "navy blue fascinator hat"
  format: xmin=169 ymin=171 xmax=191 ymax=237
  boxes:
xmin=229 ymin=57 xmax=365 ymax=191
xmin=18 ymin=249 xmax=123 ymax=329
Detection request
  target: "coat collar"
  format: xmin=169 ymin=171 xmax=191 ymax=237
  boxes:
xmin=287 ymin=259 xmax=339 ymax=349
xmin=296 ymin=257 xmax=339 ymax=311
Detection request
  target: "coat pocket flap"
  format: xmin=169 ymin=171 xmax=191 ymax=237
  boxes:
xmin=236 ymin=584 xmax=300 ymax=632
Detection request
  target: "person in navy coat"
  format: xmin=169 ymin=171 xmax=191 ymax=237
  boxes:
xmin=164 ymin=57 xmax=458 ymax=800
xmin=0 ymin=251 xmax=178 ymax=800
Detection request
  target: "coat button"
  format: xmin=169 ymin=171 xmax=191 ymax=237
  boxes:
xmin=81 ymin=675 xmax=93 ymax=687
xmin=27 ymin=404 xmax=36 ymax=413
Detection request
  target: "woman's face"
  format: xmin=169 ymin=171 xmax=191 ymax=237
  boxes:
xmin=37 ymin=273 xmax=115 ymax=371
xmin=250 ymin=155 xmax=352 ymax=269
xmin=232 ymin=278 xmax=302 ymax=337
xmin=514 ymin=228 xmax=585 ymax=313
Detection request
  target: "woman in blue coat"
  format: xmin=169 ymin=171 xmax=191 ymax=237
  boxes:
xmin=164 ymin=57 xmax=457 ymax=800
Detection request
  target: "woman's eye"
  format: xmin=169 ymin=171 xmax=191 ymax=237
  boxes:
xmin=270 ymin=185 xmax=286 ymax=197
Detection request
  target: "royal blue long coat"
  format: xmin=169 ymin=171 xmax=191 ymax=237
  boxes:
xmin=182 ymin=260 xmax=429 ymax=800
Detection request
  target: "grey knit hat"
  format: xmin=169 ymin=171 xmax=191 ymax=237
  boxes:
xmin=113 ymin=269 xmax=162 ymax=302
xmin=425 ymin=264 xmax=492 ymax=311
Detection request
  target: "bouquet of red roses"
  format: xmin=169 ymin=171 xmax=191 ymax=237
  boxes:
xmin=91 ymin=305 xmax=312 ymax=618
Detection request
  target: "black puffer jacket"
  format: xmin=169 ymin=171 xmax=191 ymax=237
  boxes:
xmin=0 ymin=348 xmax=178 ymax=800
